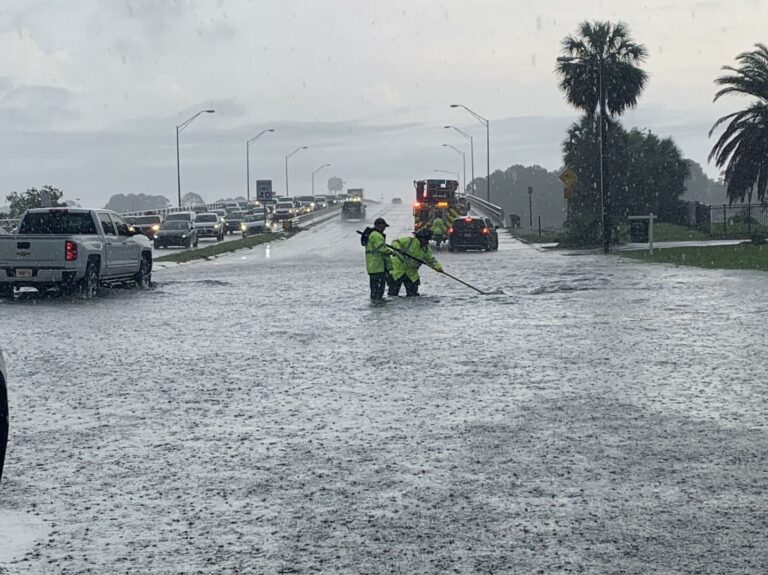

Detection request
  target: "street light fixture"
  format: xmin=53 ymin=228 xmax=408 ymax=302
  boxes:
xmin=311 ymin=163 xmax=331 ymax=196
xmin=557 ymin=55 xmax=607 ymax=253
xmin=442 ymin=144 xmax=466 ymax=194
xmin=285 ymin=146 xmax=308 ymax=196
xmin=450 ymin=104 xmax=490 ymax=202
xmin=444 ymin=125 xmax=474 ymax=195
xmin=246 ymin=129 xmax=275 ymax=202
xmin=176 ymin=109 xmax=215 ymax=207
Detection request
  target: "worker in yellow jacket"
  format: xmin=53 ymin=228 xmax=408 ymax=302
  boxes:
xmin=365 ymin=217 xmax=391 ymax=301
xmin=388 ymin=228 xmax=443 ymax=297
xmin=430 ymin=216 xmax=447 ymax=250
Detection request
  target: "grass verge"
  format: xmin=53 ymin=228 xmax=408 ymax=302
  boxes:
xmin=155 ymin=232 xmax=284 ymax=263
xmin=617 ymin=222 xmax=712 ymax=243
xmin=621 ymin=243 xmax=768 ymax=272
xmin=509 ymin=228 xmax=561 ymax=243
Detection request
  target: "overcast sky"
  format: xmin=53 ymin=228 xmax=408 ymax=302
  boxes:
xmin=1 ymin=0 xmax=766 ymax=207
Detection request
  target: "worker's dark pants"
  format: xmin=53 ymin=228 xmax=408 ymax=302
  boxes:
xmin=369 ymin=273 xmax=387 ymax=301
xmin=0 ymin=382 xmax=7 ymax=485
xmin=388 ymin=274 xmax=420 ymax=297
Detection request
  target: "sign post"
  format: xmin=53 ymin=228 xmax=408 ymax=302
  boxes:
xmin=628 ymin=213 xmax=657 ymax=254
xmin=256 ymin=180 xmax=273 ymax=202
xmin=40 ymin=189 xmax=52 ymax=208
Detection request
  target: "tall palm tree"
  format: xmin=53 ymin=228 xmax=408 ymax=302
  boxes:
xmin=709 ymin=44 xmax=768 ymax=204
xmin=555 ymin=21 xmax=648 ymax=250
xmin=556 ymin=21 xmax=649 ymax=121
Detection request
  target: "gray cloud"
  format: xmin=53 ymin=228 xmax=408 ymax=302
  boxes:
xmin=0 ymin=77 xmax=76 ymax=128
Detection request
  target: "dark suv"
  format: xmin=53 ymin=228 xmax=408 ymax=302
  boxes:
xmin=448 ymin=216 xmax=499 ymax=251
xmin=341 ymin=200 xmax=366 ymax=221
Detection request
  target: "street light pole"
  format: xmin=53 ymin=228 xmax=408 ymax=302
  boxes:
xmin=445 ymin=126 xmax=475 ymax=195
xmin=557 ymin=56 xmax=607 ymax=252
xmin=450 ymin=105 xmax=489 ymax=202
xmin=246 ymin=129 xmax=275 ymax=202
xmin=176 ymin=109 xmax=215 ymax=207
xmin=311 ymin=163 xmax=331 ymax=196
xmin=285 ymin=146 xmax=308 ymax=196
xmin=442 ymin=144 xmax=466 ymax=194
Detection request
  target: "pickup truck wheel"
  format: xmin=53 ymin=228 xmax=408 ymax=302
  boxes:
xmin=79 ymin=262 xmax=100 ymax=300
xmin=135 ymin=257 xmax=151 ymax=290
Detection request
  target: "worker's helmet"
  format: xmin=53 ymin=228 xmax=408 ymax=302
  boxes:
xmin=374 ymin=217 xmax=389 ymax=228
xmin=415 ymin=228 xmax=432 ymax=241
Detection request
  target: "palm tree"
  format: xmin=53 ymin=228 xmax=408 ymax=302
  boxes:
xmin=555 ymin=21 xmax=648 ymax=251
xmin=556 ymin=21 xmax=649 ymax=121
xmin=709 ymin=44 xmax=768 ymax=204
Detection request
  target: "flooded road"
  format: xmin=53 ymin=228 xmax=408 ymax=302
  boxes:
xmin=1 ymin=204 xmax=767 ymax=573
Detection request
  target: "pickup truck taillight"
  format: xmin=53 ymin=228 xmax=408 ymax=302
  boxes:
xmin=65 ymin=240 xmax=78 ymax=262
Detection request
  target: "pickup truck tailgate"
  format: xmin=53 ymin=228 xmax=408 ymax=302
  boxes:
xmin=0 ymin=236 xmax=69 ymax=266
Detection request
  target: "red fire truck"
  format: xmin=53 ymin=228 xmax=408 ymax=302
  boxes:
xmin=413 ymin=179 xmax=463 ymax=233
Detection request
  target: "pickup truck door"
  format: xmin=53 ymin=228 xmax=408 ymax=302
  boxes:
xmin=97 ymin=212 xmax=119 ymax=277
xmin=109 ymin=213 xmax=140 ymax=276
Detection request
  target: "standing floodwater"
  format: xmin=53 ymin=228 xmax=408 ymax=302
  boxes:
xmin=1 ymin=204 xmax=767 ymax=573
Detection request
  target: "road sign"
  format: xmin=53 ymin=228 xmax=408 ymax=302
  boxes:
xmin=256 ymin=180 xmax=272 ymax=201
xmin=559 ymin=168 xmax=577 ymax=188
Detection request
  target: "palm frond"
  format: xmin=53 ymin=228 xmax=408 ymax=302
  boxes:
xmin=555 ymin=20 xmax=648 ymax=118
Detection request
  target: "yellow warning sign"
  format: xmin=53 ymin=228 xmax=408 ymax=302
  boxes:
xmin=559 ymin=168 xmax=577 ymax=188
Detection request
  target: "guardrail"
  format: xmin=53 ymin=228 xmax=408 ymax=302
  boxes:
xmin=0 ymin=202 xmax=342 ymax=234
xmin=120 ymin=203 xmax=227 ymax=219
xmin=467 ymin=194 xmax=505 ymax=226
xmin=286 ymin=204 xmax=342 ymax=229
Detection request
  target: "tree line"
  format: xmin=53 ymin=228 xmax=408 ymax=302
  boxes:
xmin=468 ymin=158 xmax=724 ymax=232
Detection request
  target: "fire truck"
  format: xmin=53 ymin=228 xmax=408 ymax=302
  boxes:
xmin=412 ymin=179 xmax=464 ymax=233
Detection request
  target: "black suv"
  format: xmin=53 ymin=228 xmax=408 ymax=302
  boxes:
xmin=448 ymin=216 xmax=499 ymax=251
xmin=341 ymin=200 xmax=366 ymax=221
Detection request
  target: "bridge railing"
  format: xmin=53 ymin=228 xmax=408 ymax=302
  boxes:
xmin=466 ymin=194 xmax=505 ymax=226
xmin=119 ymin=203 xmax=227 ymax=219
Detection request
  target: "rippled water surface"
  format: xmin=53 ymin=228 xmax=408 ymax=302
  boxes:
xmin=2 ymin=205 xmax=767 ymax=573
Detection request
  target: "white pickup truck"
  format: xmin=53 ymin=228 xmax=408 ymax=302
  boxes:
xmin=0 ymin=207 xmax=153 ymax=299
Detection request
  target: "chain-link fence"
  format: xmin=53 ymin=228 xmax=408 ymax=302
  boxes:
xmin=707 ymin=203 xmax=768 ymax=238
